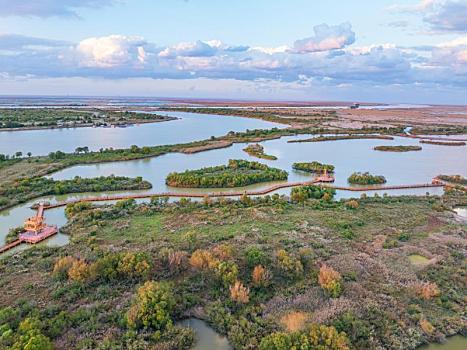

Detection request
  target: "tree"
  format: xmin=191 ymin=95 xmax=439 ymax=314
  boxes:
xmin=252 ymin=265 xmax=271 ymax=287
xmin=259 ymin=324 xmax=350 ymax=350
xmin=318 ymin=265 xmax=343 ymax=298
xmin=230 ymin=281 xmax=250 ymax=304
xmin=68 ymin=259 xmax=89 ymax=283
xmin=12 ymin=318 xmax=53 ymax=350
xmin=27 ymin=152 xmax=32 ymax=158
xmin=276 ymin=249 xmax=303 ymax=278
xmin=52 ymin=256 xmax=76 ymax=281
xmin=15 ymin=151 xmax=22 ymax=158
xmin=126 ymin=281 xmax=175 ymax=331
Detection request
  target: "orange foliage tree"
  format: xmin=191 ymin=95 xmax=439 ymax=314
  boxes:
xmin=318 ymin=264 xmax=343 ymax=298
xmin=230 ymin=281 xmax=250 ymax=304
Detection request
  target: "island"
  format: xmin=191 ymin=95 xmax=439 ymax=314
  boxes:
xmin=166 ymin=159 xmax=288 ymax=188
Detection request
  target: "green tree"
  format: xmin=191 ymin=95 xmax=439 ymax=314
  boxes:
xmin=126 ymin=281 xmax=175 ymax=331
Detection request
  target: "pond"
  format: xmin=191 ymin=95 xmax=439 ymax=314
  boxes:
xmin=419 ymin=336 xmax=467 ymax=350
xmin=408 ymin=254 xmax=430 ymax=266
xmin=177 ymin=318 xmax=232 ymax=350
xmin=454 ymin=207 xmax=467 ymax=219
xmin=0 ymin=111 xmax=284 ymax=156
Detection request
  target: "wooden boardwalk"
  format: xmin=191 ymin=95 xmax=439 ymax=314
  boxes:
xmin=0 ymin=239 xmax=21 ymax=254
xmin=41 ymin=180 xmax=444 ymax=210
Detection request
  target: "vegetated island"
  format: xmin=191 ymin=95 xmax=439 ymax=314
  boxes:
xmin=420 ymin=140 xmax=466 ymax=146
xmin=288 ymin=134 xmax=394 ymax=143
xmin=0 ymin=124 xmax=405 ymax=186
xmin=166 ymin=159 xmax=288 ymax=188
xmin=292 ymin=161 xmax=335 ymax=173
xmin=1 ymin=190 xmax=465 ymax=349
xmin=374 ymin=145 xmax=422 ymax=152
xmin=437 ymin=174 xmax=467 ymax=186
xmin=348 ymin=172 xmax=387 ymax=185
xmin=0 ymin=108 xmax=176 ymax=131
xmin=243 ymin=144 xmax=277 ymax=160
xmin=0 ymin=175 xmax=152 ymax=212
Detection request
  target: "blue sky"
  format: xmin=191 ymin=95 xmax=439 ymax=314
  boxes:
xmin=0 ymin=0 xmax=466 ymax=103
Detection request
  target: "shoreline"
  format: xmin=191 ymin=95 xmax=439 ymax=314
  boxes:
xmin=0 ymin=116 xmax=178 ymax=132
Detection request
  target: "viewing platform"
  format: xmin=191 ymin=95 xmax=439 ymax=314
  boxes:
xmin=0 ymin=203 xmax=58 ymax=254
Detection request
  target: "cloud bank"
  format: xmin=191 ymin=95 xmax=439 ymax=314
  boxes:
xmin=0 ymin=21 xmax=466 ymax=102
xmin=0 ymin=0 xmax=119 ymax=18
xmin=390 ymin=0 xmax=467 ymax=32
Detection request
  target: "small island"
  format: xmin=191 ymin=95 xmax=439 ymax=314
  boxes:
xmin=288 ymin=135 xmax=394 ymax=143
xmin=166 ymin=159 xmax=288 ymax=188
xmin=292 ymin=161 xmax=335 ymax=173
xmin=374 ymin=145 xmax=422 ymax=152
xmin=348 ymin=172 xmax=387 ymax=185
xmin=243 ymin=144 xmax=277 ymax=160
xmin=437 ymin=174 xmax=467 ymax=186
xmin=0 ymin=108 xmax=175 ymax=131
xmin=420 ymin=140 xmax=466 ymax=146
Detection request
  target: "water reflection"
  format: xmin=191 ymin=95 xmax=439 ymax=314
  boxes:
xmin=178 ymin=318 xmax=232 ymax=350
xmin=0 ymin=111 xmax=284 ymax=156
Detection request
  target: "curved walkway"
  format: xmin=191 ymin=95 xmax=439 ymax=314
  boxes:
xmin=41 ymin=180 xmax=444 ymax=210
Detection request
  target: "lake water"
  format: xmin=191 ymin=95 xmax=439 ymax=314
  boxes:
xmin=0 ymin=111 xmax=284 ymax=156
xmin=1 ymin=112 xmax=466 ymax=250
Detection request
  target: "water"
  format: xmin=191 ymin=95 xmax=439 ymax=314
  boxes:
xmin=408 ymin=254 xmax=429 ymax=266
xmin=178 ymin=318 xmax=232 ymax=350
xmin=0 ymin=111 xmax=284 ymax=156
xmin=454 ymin=207 xmax=467 ymax=219
xmin=1 ymin=111 xmax=466 ymax=249
xmin=418 ymin=336 xmax=466 ymax=350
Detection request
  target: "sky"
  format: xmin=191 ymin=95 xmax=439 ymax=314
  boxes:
xmin=0 ymin=0 xmax=466 ymax=104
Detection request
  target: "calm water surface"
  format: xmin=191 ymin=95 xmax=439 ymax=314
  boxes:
xmin=178 ymin=318 xmax=232 ymax=350
xmin=419 ymin=336 xmax=467 ymax=350
xmin=0 ymin=111 xmax=283 ymax=156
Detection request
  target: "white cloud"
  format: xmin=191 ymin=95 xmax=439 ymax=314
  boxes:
xmin=0 ymin=26 xmax=466 ymax=94
xmin=77 ymin=35 xmax=147 ymax=68
xmin=292 ymin=23 xmax=355 ymax=53
xmin=389 ymin=0 xmax=467 ymax=32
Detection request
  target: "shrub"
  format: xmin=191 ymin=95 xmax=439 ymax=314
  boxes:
xmin=259 ymin=324 xmax=350 ymax=350
xmin=189 ymin=249 xmax=217 ymax=270
xmin=167 ymin=250 xmax=188 ymax=272
xmin=126 ymin=281 xmax=175 ymax=331
xmin=290 ymin=185 xmax=335 ymax=204
xmin=229 ymin=281 xmax=250 ymax=304
xmin=244 ymin=246 xmax=267 ymax=267
xmin=292 ymin=161 xmax=335 ymax=173
xmin=344 ymin=200 xmax=359 ymax=209
xmin=117 ymin=252 xmax=152 ymax=279
xmin=12 ymin=317 xmax=53 ymax=350
xmin=68 ymin=259 xmax=89 ymax=283
xmin=348 ymin=172 xmax=386 ymax=185
xmin=52 ymin=256 xmax=76 ymax=281
xmin=413 ymin=282 xmax=440 ymax=300
xmin=215 ymin=261 xmax=239 ymax=288
xmin=252 ymin=265 xmax=272 ymax=288
xmin=318 ymin=265 xmax=343 ymax=298
xmin=276 ymin=250 xmax=303 ymax=278
xmin=420 ymin=318 xmax=435 ymax=335
xmin=307 ymin=324 xmax=350 ymax=350
xmin=213 ymin=244 xmax=233 ymax=261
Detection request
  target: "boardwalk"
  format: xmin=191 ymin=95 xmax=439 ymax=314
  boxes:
xmin=0 ymin=239 xmax=21 ymax=254
xmin=41 ymin=180 xmax=444 ymax=211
